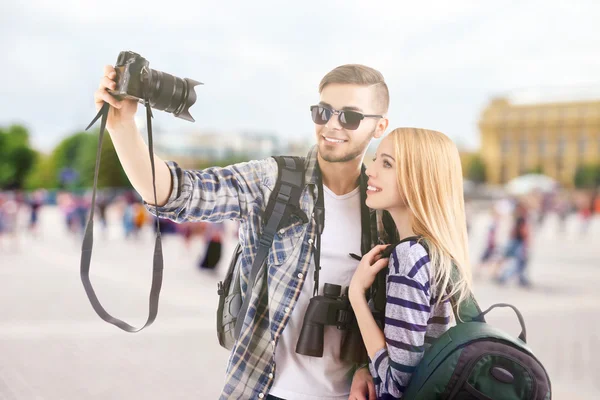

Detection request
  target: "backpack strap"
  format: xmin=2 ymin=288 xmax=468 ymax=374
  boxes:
xmin=233 ymin=155 xmax=306 ymax=339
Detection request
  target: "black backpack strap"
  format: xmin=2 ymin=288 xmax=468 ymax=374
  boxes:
xmin=370 ymin=210 xmax=398 ymax=322
xmin=233 ymin=155 xmax=306 ymax=339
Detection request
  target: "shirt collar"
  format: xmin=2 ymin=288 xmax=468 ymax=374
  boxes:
xmin=304 ymin=145 xmax=320 ymax=185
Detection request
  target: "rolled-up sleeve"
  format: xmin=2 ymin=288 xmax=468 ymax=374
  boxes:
xmin=143 ymin=158 xmax=276 ymax=223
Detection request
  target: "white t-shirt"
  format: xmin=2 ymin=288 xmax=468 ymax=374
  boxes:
xmin=269 ymin=185 xmax=363 ymax=400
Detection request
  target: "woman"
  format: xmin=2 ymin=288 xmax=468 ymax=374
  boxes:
xmin=349 ymin=128 xmax=472 ymax=399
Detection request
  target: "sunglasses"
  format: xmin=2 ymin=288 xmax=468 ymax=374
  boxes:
xmin=310 ymin=105 xmax=383 ymax=131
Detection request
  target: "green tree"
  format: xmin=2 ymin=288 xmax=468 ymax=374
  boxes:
xmin=574 ymin=163 xmax=600 ymax=189
xmin=75 ymin=130 xmax=131 ymax=189
xmin=466 ymin=155 xmax=487 ymax=184
xmin=25 ymin=130 xmax=131 ymax=190
xmin=0 ymin=124 xmax=37 ymax=189
xmin=24 ymin=153 xmax=57 ymax=190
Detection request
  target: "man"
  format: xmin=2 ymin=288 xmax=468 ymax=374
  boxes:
xmin=94 ymin=63 xmax=390 ymax=399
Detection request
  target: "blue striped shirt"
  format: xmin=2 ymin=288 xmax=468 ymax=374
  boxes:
xmin=369 ymin=239 xmax=454 ymax=399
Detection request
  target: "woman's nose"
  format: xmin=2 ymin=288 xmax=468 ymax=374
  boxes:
xmin=365 ymin=165 xmax=375 ymax=177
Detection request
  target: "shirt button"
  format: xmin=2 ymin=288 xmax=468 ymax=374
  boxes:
xmin=279 ymin=228 xmax=285 ymax=234
xmin=268 ymin=373 xmax=274 ymax=379
xmin=308 ymin=238 xmax=314 ymax=245
xmin=297 ymin=273 xmax=304 ymax=279
xmin=284 ymin=307 xmax=291 ymax=313
xmin=259 ymin=393 xmax=265 ymax=399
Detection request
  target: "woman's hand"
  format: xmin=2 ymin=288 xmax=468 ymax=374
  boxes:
xmin=349 ymin=245 xmax=389 ymax=301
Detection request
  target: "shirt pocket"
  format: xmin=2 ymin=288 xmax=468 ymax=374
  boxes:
xmin=268 ymin=216 xmax=308 ymax=266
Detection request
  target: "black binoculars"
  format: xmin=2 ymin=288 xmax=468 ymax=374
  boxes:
xmin=295 ymin=283 xmax=368 ymax=364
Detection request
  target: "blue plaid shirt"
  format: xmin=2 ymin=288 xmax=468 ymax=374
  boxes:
xmin=145 ymin=145 xmax=391 ymax=399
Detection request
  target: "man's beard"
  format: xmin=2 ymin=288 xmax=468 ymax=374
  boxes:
xmin=319 ymin=128 xmax=375 ymax=163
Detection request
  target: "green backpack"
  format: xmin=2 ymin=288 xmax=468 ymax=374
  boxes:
xmin=401 ymin=294 xmax=552 ymax=399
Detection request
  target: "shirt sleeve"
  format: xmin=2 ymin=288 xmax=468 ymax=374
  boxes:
xmin=143 ymin=158 xmax=277 ymax=223
xmin=369 ymin=242 xmax=432 ymax=399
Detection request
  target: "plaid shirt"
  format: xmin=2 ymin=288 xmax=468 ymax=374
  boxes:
xmin=146 ymin=145 xmax=391 ymax=399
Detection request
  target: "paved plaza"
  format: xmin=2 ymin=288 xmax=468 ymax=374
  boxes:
xmin=1 ymin=206 xmax=599 ymax=399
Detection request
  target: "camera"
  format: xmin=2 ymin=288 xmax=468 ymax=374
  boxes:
xmin=108 ymin=51 xmax=202 ymax=122
xmin=296 ymin=283 xmax=369 ymax=364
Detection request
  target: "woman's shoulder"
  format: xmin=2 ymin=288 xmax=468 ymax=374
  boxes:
xmin=388 ymin=237 xmax=432 ymax=281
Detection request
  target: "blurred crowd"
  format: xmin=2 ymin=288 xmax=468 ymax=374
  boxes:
xmin=0 ymin=188 xmax=236 ymax=271
xmin=2 ymin=187 xmax=599 ymax=283
xmin=470 ymin=189 xmax=600 ymax=288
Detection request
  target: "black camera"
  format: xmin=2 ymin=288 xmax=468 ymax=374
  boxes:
xmin=296 ymin=283 xmax=369 ymax=364
xmin=108 ymin=51 xmax=202 ymax=122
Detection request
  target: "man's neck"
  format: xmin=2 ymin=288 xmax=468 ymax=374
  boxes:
xmin=318 ymin=153 xmax=363 ymax=196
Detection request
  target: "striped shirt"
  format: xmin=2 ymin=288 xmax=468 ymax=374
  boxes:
xmin=369 ymin=238 xmax=454 ymax=399
xmin=144 ymin=145 xmax=390 ymax=399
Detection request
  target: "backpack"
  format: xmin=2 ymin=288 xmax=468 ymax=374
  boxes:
xmin=403 ymin=300 xmax=551 ymax=399
xmin=386 ymin=241 xmax=553 ymax=399
xmin=216 ymin=156 xmax=306 ymax=350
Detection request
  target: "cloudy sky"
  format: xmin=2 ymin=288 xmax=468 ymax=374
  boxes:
xmin=2 ymin=0 xmax=600 ymax=153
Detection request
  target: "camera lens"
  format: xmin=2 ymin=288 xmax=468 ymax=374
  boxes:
xmin=147 ymin=69 xmax=202 ymax=122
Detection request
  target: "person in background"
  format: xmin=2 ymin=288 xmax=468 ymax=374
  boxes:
xmin=496 ymin=201 xmax=531 ymax=288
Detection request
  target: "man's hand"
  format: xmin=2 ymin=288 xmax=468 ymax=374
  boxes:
xmin=94 ymin=65 xmax=138 ymax=131
xmin=348 ymin=366 xmax=376 ymax=400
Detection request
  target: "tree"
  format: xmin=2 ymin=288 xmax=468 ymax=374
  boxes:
xmin=24 ymin=153 xmax=57 ymax=190
xmin=574 ymin=163 xmax=600 ymax=189
xmin=25 ymin=130 xmax=131 ymax=190
xmin=75 ymin=130 xmax=131 ymax=189
xmin=0 ymin=125 xmax=37 ymax=189
xmin=466 ymin=155 xmax=487 ymax=184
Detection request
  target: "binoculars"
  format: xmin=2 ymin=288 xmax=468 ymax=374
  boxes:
xmin=295 ymin=283 xmax=369 ymax=364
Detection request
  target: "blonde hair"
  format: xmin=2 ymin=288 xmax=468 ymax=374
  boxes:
xmin=319 ymin=64 xmax=389 ymax=114
xmin=389 ymin=128 xmax=472 ymax=315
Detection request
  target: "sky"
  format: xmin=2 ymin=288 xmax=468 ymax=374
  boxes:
xmin=2 ymin=0 xmax=600 ymax=153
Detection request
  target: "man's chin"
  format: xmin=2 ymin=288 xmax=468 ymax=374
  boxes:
xmin=319 ymin=145 xmax=354 ymax=163
xmin=320 ymin=152 xmax=351 ymax=163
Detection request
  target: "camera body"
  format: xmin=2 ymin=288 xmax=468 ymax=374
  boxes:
xmin=296 ymin=283 xmax=369 ymax=364
xmin=108 ymin=51 xmax=202 ymax=122
xmin=109 ymin=51 xmax=149 ymax=103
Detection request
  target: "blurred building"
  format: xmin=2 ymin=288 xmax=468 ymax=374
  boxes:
xmin=154 ymin=130 xmax=284 ymax=168
xmin=479 ymin=96 xmax=600 ymax=186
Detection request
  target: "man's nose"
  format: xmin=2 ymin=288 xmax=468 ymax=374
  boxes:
xmin=325 ymin=111 xmax=343 ymax=130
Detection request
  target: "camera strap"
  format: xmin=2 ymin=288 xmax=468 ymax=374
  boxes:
xmin=311 ymin=165 xmax=371 ymax=297
xmin=312 ymin=168 xmax=325 ymax=297
xmin=81 ymin=86 xmax=163 ymax=332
